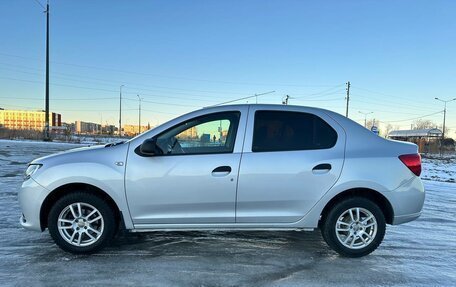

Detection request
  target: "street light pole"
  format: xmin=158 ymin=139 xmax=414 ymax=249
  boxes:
xmin=44 ymin=0 xmax=50 ymax=141
xmin=137 ymin=95 xmax=143 ymax=135
xmin=435 ymin=97 xmax=456 ymax=139
xmin=359 ymin=111 xmax=373 ymax=128
xmin=119 ymin=85 xmax=124 ymax=136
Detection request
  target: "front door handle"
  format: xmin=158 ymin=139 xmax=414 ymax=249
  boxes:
xmin=312 ymin=163 xmax=332 ymax=174
xmin=212 ymin=166 xmax=232 ymax=176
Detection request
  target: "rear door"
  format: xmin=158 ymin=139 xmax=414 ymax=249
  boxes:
xmin=236 ymin=106 xmax=345 ymax=223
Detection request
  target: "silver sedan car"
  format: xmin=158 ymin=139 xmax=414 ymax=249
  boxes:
xmin=19 ymin=104 xmax=424 ymax=257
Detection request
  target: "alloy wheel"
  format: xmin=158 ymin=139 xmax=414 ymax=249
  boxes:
xmin=335 ymin=207 xmax=378 ymax=249
xmin=57 ymin=202 xmax=104 ymax=247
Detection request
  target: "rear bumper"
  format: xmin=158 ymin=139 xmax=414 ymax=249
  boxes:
xmin=383 ymin=176 xmax=425 ymax=225
xmin=393 ymin=212 xmax=421 ymax=225
xmin=18 ymin=178 xmax=49 ymax=231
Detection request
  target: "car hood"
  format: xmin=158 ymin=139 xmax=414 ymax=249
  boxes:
xmin=30 ymin=144 xmax=107 ymax=165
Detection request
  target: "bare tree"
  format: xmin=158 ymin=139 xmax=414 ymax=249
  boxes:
xmin=366 ymin=119 xmax=380 ymax=130
xmin=384 ymin=123 xmax=394 ymax=137
xmin=412 ymin=119 xmax=437 ymax=130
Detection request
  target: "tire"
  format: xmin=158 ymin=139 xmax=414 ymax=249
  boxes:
xmin=47 ymin=192 xmax=116 ymax=254
xmin=320 ymin=197 xmax=386 ymax=257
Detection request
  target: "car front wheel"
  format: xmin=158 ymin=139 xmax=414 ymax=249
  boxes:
xmin=321 ymin=197 xmax=386 ymax=257
xmin=47 ymin=192 xmax=116 ymax=254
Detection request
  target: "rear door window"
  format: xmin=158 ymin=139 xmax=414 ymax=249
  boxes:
xmin=252 ymin=110 xmax=337 ymax=152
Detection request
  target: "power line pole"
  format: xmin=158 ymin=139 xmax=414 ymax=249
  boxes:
xmin=282 ymin=95 xmax=290 ymax=105
xmin=345 ymin=81 xmax=350 ymax=118
xmin=44 ymin=0 xmax=50 ymax=141
xmin=435 ymin=97 xmax=456 ymax=140
xmin=119 ymin=85 xmax=124 ymax=137
xmin=137 ymin=95 xmax=142 ymax=135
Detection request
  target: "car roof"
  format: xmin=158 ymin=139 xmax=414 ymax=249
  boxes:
xmin=202 ymin=103 xmax=329 ymax=113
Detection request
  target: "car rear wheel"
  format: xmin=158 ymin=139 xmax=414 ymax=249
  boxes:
xmin=321 ymin=197 xmax=386 ymax=257
xmin=47 ymin=192 xmax=116 ymax=254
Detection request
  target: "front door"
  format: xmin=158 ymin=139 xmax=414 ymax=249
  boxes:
xmin=125 ymin=110 xmax=245 ymax=226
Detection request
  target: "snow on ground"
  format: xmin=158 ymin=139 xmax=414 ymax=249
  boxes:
xmin=421 ymin=155 xmax=456 ymax=183
xmin=0 ymin=139 xmax=455 ymax=286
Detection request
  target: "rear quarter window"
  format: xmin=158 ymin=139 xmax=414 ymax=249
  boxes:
xmin=252 ymin=110 xmax=337 ymax=152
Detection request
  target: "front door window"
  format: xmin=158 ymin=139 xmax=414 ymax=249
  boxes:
xmin=155 ymin=111 xmax=240 ymax=155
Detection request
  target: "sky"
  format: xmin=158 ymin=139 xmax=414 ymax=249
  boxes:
xmin=0 ymin=0 xmax=455 ymax=137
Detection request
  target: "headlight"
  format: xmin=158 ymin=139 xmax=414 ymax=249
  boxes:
xmin=24 ymin=164 xmax=42 ymax=180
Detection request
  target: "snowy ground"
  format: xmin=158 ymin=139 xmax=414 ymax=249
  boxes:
xmin=421 ymin=155 xmax=456 ymax=183
xmin=0 ymin=139 xmax=455 ymax=286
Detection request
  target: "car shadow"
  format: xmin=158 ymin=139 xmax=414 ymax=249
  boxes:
xmin=107 ymin=229 xmax=333 ymax=258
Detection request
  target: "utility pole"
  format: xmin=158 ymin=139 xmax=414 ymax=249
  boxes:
xmin=345 ymin=81 xmax=350 ymax=118
xmin=137 ymin=95 xmax=142 ymax=135
xmin=119 ymin=85 xmax=124 ymax=136
xmin=282 ymin=95 xmax=290 ymax=105
xmin=43 ymin=0 xmax=50 ymax=141
xmin=435 ymin=97 xmax=456 ymax=140
xmin=359 ymin=111 xmax=373 ymax=128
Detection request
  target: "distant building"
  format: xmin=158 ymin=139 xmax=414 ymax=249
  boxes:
xmin=102 ymin=125 xmax=118 ymax=135
xmin=177 ymin=126 xmax=198 ymax=140
xmin=75 ymin=121 xmax=101 ymax=134
xmin=123 ymin=124 xmax=151 ymax=136
xmin=388 ymin=128 xmax=443 ymax=153
xmin=0 ymin=109 xmax=62 ymax=130
xmin=388 ymin=128 xmax=442 ymax=141
xmin=62 ymin=122 xmax=75 ymax=133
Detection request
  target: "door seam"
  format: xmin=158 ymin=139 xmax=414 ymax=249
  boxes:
xmin=234 ymin=105 xmax=251 ymax=223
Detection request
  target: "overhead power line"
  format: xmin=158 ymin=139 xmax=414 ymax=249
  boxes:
xmin=381 ymin=111 xmax=443 ymax=123
xmin=0 ymin=76 xmax=218 ymax=104
xmin=352 ymin=96 xmax=439 ymax=113
xmin=0 ymin=96 xmax=118 ymax=101
xmin=0 ymin=62 xmax=252 ymax=98
xmin=292 ymin=84 xmax=346 ymax=99
xmin=351 ymin=85 xmax=433 ymax=106
xmin=0 ymin=51 xmax=341 ymax=88
xmin=32 ymin=0 xmax=46 ymax=10
xmin=0 ymin=103 xmax=179 ymax=115
xmin=123 ymin=98 xmax=200 ymax=108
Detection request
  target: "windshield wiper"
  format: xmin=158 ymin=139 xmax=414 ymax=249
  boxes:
xmin=105 ymin=141 xmax=125 ymax=147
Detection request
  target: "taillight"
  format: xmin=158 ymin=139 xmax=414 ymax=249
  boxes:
xmin=399 ymin=154 xmax=421 ymax=176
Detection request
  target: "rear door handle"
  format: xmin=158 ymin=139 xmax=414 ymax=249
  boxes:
xmin=212 ymin=166 xmax=232 ymax=176
xmin=312 ymin=163 xmax=331 ymax=174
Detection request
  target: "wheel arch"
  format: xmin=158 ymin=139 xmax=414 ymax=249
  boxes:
xmin=319 ymin=188 xmax=394 ymax=226
xmin=40 ymin=182 xmax=123 ymax=231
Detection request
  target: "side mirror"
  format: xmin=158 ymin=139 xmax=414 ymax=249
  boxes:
xmin=139 ymin=138 xmax=162 ymax=156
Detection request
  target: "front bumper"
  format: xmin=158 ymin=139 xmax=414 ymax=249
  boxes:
xmin=18 ymin=177 xmax=49 ymax=231
xmin=384 ymin=176 xmax=425 ymax=225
